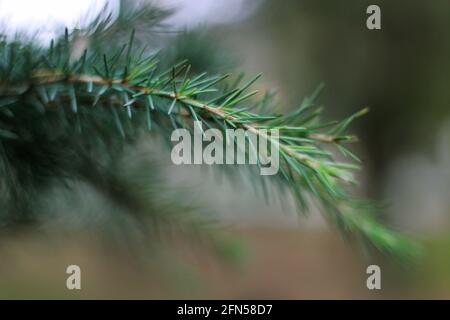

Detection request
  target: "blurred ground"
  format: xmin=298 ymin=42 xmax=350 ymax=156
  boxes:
xmin=0 ymin=227 xmax=448 ymax=299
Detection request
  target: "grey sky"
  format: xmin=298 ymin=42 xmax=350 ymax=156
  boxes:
xmin=0 ymin=0 xmax=259 ymax=41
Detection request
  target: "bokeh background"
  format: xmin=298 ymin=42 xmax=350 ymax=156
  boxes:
xmin=0 ymin=0 xmax=449 ymax=299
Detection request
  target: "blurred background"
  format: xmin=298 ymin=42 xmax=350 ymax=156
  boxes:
xmin=0 ymin=0 xmax=449 ymax=299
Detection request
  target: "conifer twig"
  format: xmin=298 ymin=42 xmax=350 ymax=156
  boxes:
xmin=0 ymin=30 xmax=420 ymax=259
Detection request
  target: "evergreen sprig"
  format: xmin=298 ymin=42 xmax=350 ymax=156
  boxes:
xmin=0 ymin=25 xmax=417 ymax=258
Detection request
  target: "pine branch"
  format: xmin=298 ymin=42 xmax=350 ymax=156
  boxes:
xmin=0 ymin=31 xmax=419 ymax=259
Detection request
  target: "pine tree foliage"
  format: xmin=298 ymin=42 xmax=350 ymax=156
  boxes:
xmin=0 ymin=3 xmax=417 ymax=258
